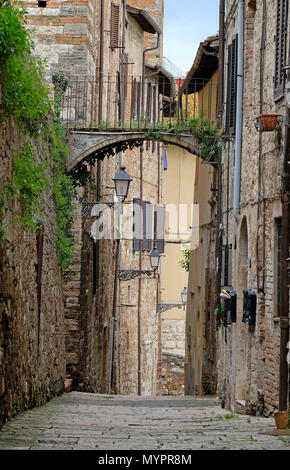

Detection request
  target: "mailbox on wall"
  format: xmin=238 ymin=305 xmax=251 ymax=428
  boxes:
xmin=242 ymin=290 xmax=257 ymax=326
xmin=230 ymin=290 xmax=237 ymax=323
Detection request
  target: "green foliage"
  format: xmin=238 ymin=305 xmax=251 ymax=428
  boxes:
xmin=0 ymin=4 xmax=78 ymax=269
xmin=48 ymin=124 xmax=76 ymax=269
xmin=214 ymin=303 xmax=225 ymax=316
xmin=0 ymin=144 xmax=49 ymax=232
xmin=0 ymin=1 xmax=31 ymax=60
xmin=143 ymin=118 xmax=224 ymax=162
xmin=179 ymin=243 xmax=190 ymax=272
xmin=0 ymin=2 xmax=51 ymax=134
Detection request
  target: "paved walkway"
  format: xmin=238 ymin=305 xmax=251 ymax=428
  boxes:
xmin=0 ymin=392 xmax=289 ymax=450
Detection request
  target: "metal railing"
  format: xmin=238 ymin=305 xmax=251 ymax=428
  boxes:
xmin=57 ymin=75 xmax=219 ymax=129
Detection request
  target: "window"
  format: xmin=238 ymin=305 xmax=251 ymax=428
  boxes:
xmin=154 ymin=205 xmax=165 ymax=254
xmin=225 ymin=35 xmax=238 ymax=135
xmin=274 ymin=0 xmax=289 ymax=98
xmin=111 ymin=3 xmax=120 ymax=49
xmin=38 ymin=1 xmax=47 ymax=7
xmin=133 ymin=200 xmax=165 ymax=253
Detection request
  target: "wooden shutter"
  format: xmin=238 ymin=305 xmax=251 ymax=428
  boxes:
xmin=111 ymin=3 xmax=120 ymax=49
xmin=225 ymin=36 xmax=238 ymax=135
xmin=225 ymin=44 xmax=232 ymax=135
xmin=133 ymin=198 xmax=142 ymax=251
xmin=143 ymin=202 xmax=154 ymax=252
xmin=154 ymin=205 xmax=165 ymax=254
xmin=230 ymin=35 xmax=238 ymax=134
xmin=274 ymin=0 xmax=289 ymax=98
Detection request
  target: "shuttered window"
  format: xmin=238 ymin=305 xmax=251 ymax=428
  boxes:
xmin=274 ymin=0 xmax=289 ymax=98
xmin=133 ymin=201 xmax=164 ymax=253
xmin=225 ymin=35 xmax=238 ymax=135
xmin=154 ymin=205 xmax=165 ymax=254
xmin=111 ymin=3 xmax=120 ymax=49
xmin=133 ymin=198 xmax=143 ymax=252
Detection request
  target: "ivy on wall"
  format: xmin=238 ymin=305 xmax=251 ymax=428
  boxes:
xmin=0 ymin=2 xmax=77 ymax=269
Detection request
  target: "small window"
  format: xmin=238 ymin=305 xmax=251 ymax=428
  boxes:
xmin=38 ymin=1 xmax=47 ymax=7
xmin=225 ymin=35 xmax=238 ymax=135
xmin=111 ymin=3 xmax=120 ymax=49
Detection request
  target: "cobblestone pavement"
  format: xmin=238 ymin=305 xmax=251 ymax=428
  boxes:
xmin=0 ymin=392 xmax=289 ymax=450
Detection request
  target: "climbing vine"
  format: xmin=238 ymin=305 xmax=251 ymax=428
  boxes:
xmin=179 ymin=244 xmax=190 ymax=272
xmin=0 ymin=2 xmax=80 ymax=268
xmin=145 ymin=118 xmax=224 ymax=162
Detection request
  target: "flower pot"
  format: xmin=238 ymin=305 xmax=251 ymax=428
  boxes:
xmin=258 ymin=113 xmax=279 ymax=131
xmin=274 ymin=411 xmax=289 ymax=429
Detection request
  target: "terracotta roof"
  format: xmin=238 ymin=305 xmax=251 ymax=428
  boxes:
xmin=180 ymin=35 xmax=219 ymax=94
xmin=127 ymin=5 xmax=161 ymax=34
xmin=145 ymin=64 xmax=176 ymax=97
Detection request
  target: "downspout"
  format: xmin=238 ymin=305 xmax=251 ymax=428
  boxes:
xmin=142 ymin=32 xmax=161 ymax=116
xmin=216 ymin=0 xmax=225 ymax=320
xmin=256 ymin=0 xmax=267 ymax=294
xmin=137 ymin=145 xmax=144 ymax=396
xmin=279 ymin=28 xmax=290 ymax=412
xmin=99 ymin=0 xmax=105 ymax=124
xmin=217 ymin=0 xmax=225 ymax=407
xmin=233 ymin=0 xmax=245 ymax=222
xmin=97 ymin=0 xmax=105 ymax=201
xmin=121 ymin=0 xmax=127 ymax=124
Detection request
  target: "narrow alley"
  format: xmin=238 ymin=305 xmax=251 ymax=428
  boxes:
xmin=0 ymin=0 xmax=290 ymax=455
xmin=0 ymin=393 xmax=289 ymax=451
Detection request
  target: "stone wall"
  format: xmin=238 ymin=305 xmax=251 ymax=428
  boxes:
xmin=161 ymin=353 xmax=185 ymax=396
xmin=0 ymin=119 xmax=66 ymax=427
xmin=216 ymin=0 xmax=288 ymax=415
xmin=160 ymin=319 xmax=185 ymax=395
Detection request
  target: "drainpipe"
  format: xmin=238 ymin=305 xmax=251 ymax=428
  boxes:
xmin=120 ymin=0 xmax=127 ymax=124
xmin=142 ymin=32 xmax=161 ymax=117
xmin=99 ymin=0 xmax=105 ymax=124
xmin=216 ymin=0 xmax=225 ymax=328
xmin=137 ymin=145 xmax=144 ymax=396
xmin=233 ymin=0 xmax=245 ymax=222
xmin=279 ymin=33 xmax=290 ymax=411
xmin=97 ymin=0 xmax=105 ymax=201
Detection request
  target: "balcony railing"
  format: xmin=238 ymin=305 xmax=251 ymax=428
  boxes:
xmin=56 ymin=75 xmax=219 ymax=130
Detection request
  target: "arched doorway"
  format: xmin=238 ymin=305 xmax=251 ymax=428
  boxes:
xmin=235 ymin=216 xmax=249 ymax=404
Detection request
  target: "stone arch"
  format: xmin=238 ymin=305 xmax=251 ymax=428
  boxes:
xmin=67 ymin=131 xmax=204 ymax=172
xmin=235 ymin=216 xmax=249 ymax=403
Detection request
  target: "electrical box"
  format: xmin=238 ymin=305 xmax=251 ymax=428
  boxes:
xmin=230 ymin=290 xmax=237 ymax=323
xmin=242 ymin=290 xmax=256 ymax=326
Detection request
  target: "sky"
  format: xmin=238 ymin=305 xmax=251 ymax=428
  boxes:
xmin=163 ymin=0 xmax=220 ymax=75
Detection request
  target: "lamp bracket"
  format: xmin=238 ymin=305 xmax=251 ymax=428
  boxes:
xmin=156 ymin=303 xmax=183 ymax=314
xmin=118 ymin=270 xmax=155 ymax=281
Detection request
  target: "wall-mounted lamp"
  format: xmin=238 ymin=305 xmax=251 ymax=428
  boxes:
xmin=118 ymin=246 xmax=161 ymax=281
xmin=181 ymin=287 xmax=188 ymax=308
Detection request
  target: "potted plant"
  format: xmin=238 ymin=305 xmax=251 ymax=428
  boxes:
xmin=274 ymin=411 xmax=289 ymax=429
xmin=256 ymin=113 xmax=280 ymax=131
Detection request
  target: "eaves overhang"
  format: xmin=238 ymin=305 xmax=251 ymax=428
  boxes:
xmin=127 ymin=5 xmax=162 ymax=35
xmin=145 ymin=64 xmax=176 ymax=97
xmin=180 ymin=35 xmax=219 ymax=95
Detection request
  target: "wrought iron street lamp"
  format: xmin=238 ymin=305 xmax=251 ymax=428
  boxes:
xmin=112 ymin=165 xmax=132 ymax=201
xmin=118 ymin=246 xmax=161 ymax=281
xmin=149 ymin=246 xmax=160 ymax=271
xmin=82 ymin=165 xmax=132 ymax=217
xmin=181 ymin=286 xmax=188 ymax=306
